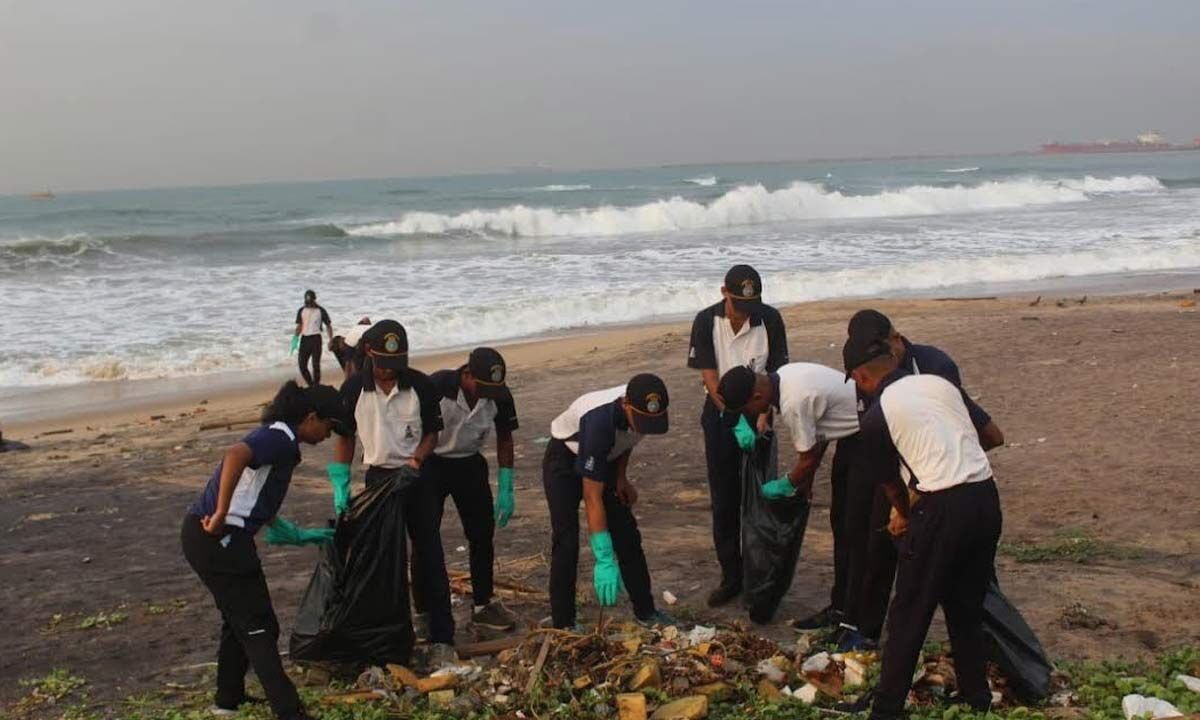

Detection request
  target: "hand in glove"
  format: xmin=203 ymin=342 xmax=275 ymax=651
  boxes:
xmin=732 ymin=414 xmax=757 ymax=452
xmin=760 ymin=475 xmax=798 ymax=500
xmin=289 ymin=334 xmax=300 ymax=355
xmin=265 ymin=517 xmax=334 ymax=546
xmin=327 ymin=462 xmax=352 ymax=515
xmin=590 ymin=531 xmax=622 ymax=606
xmin=495 ymin=467 xmax=516 ymax=528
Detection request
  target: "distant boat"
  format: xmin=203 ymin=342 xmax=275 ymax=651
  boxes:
xmin=29 ymin=190 xmax=56 ymax=200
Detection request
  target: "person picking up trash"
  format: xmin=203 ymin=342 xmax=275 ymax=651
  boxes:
xmin=542 ymin=373 xmax=676 ymax=630
xmin=409 ymin=348 xmax=520 ymax=633
xmin=716 ymin=362 xmax=861 ymax=623
xmin=843 ymin=332 xmax=1004 ymax=720
xmin=686 ymin=264 xmax=789 ymax=609
xmin=180 ymin=380 xmax=346 ymax=720
xmin=329 ymin=319 xmax=458 ymax=667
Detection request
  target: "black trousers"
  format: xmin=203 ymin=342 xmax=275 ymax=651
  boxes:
xmin=701 ymin=399 xmax=743 ymax=587
xmin=843 ymin=478 xmax=899 ymax=639
xmin=871 ymin=479 xmax=1002 ymax=720
xmin=411 ymin=453 xmax=496 ymax=609
xmin=180 ymin=515 xmax=302 ymax=720
xmin=365 ymin=466 xmax=456 ymax=644
xmin=827 ymin=432 xmax=859 ymax=612
xmin=297 ymin=334 xmax=322 ymax=386
xmin=542 ymin=438 xmax=656 ymax=628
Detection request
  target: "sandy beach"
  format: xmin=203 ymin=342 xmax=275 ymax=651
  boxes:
xmin=2 ymin=289 xmax=1199 ymax=709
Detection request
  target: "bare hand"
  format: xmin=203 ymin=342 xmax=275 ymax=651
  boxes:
xmin=201 ymin=514 xmax=226 ymax=536
xmin=756 ymin=410 xmax=771 ymax=435
xmin=888 ymin=512 xmax=908 ymax=538
xmin=406 ymin=457 xmax=422 ymax=471
xmin=616 ymin=479 xmax=639 ymax=507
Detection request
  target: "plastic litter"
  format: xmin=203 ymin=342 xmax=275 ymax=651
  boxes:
xmin=1121 ymin=694 xmax=1183 ymax=720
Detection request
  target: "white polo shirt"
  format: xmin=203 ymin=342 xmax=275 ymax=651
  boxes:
xmin=774 ymin=362 xmax=860 ymax=452
xmin=876 ymin=374 xmax=993 ymax=492
xmin=339 ymin=369 xmax=444 ymax=468
xmin=550 ymin=384 xmax=642 ymax=460
xmin=688 ymin=300 xmax=789 ymax=382
xmin=431 ymin=369 xmax=519 ymax=458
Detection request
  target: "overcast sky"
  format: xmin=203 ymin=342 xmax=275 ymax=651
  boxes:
xmin=2 ymin=0 xmax=1198 ymax=192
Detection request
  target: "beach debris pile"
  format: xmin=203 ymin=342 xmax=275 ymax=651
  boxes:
xmin=317 ymin=620 xmax=1040 ymax=716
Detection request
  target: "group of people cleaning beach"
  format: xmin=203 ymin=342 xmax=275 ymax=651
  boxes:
xmin=183 ymin=267 xmax=1009 ymax=720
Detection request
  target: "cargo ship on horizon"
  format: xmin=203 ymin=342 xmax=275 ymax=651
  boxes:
xmin=1041 ymin=131 xmax=1200 ymax=154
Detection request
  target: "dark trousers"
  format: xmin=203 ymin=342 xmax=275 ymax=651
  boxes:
xmin=411 ymin=453 xmax=496 ymax=609
xmin=365 ymin=466 xmax=455 ymax=644
xmin=871 ymin=479 xmax=1002 ymax=720
xmin=297 ymin=334 xmax=322 ymax=386
xmin=180 ymin=515 xmax=302 ymax=720
xmin=701 ymin=399 xmax=743 ymax=587
xmin=844 ymin=478 xmax=899 ymax=639
xmin=542 ymin=438 xmax=656 ymax=628
xmin=827 ymin=432 xmax=859 ymax=612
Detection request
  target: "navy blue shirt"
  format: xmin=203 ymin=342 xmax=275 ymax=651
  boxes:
xmin=857 ymin=337 xmax=992 ymax=430
xmin=188 ymin=422 xmax=301 ymax=534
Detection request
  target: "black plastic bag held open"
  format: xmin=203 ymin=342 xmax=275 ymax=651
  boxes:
xmin=741 ymin=432 xmax=811 ymax=623
xmin=289 ymin=468 xmax=419 ymax=667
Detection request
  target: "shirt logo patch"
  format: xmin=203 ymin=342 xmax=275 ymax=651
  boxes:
xmin=857 ymin=398 xmax=866 ymax=413
xmin=688 ymin=346 xmax=696 ymax=358
xmin=584 ymin=456 xmax=595 ymax=472
xmin=404 ymin=425 xmax=414 ymax=439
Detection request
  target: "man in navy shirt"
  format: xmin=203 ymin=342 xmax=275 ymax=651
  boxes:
xmin=543 ymin=374 xmax=674 ymax=629
xmin=827 ymin=309 xmax=1004 ymax=649
xmin=687 ymin=265 xmax=789 ymax=608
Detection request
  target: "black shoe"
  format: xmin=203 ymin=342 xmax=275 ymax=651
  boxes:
xmin=791 ymin=604 xmax=843 ymax=631
xmin=706 ymin=582 xmax=742 ymax=608
xmin=834 ymin=689 xmax=874 ymax=713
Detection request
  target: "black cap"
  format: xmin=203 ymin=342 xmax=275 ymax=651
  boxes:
xmin=843 ymin=333 xmax=892 ymax=380
xmin=363 ymin=319 xmax=408 ymax=372
xmin=467 ymin=347 xmax=509 ymax=400
xmin=716 ymin=366 xmax=758 ymax=413
xmin=848 ymin=309 xmax=892 ymax=341
xmin=724 ymin=264 xmax=763 ymax=310
xmin=306 ymin=384 xmax=349 ymax=432
xmin=625 ymin=373 xmax=669 ymax=435
xmin=304 ymin=289 xmax=317 ymax=301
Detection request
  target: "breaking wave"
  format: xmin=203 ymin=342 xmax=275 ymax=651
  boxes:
xmin=942 ymin=167 xmax=980 ymax=173
xmin=345 ymin=175 xmax=1165 ymax=239
xmin=685 ymin=175 xmax=719 ymax=186
xmin=529 ymin=184 xmax=592 ymax=192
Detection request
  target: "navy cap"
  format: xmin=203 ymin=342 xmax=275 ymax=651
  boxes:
xmin=724 ymin=265 xmax=763 ymax=310
xmin=626 ymin=373 xmax=669 ymax=435
xmin=363 ymin=319 xmax=408 ymax=372
xmin=848 ymin=309 xmax=893 ymax=341
xmin=716 ymin=366 xmax=757 ymax=413
xmin=843 ymin=334 xmax=892 ymax=380
xmin=468 ymin=347 xmax=509 ymax=400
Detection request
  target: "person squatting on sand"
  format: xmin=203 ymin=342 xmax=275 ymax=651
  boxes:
xmin=180 ymin=381 xmax=346 ymax=720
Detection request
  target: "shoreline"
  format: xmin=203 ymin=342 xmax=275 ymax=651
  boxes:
xmin=4 ymin=269 xmax=1198 ymax=436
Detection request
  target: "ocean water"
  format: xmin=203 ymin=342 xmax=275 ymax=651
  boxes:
xmin=2 ymin=152 xmax=1199 ymax=394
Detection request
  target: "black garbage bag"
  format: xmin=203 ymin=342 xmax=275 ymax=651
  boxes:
xmin=741 ymin=432 xmax=811 ymax=623
xmin=289 ymin=467 xmax=418 ymax=666
xmin=983 ymin=577 xmax=1052 ymax=703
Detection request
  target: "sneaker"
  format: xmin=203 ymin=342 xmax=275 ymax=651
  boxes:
xmin=471 ymin=601 xmax=517 ymax=631
xmin=412 ymin=612 xmax=430 ymax=642
xmin=635 ymin=610 xmax=678 ymax=628
xmin=706 ymin=581 xmax=742 ymax=608
xmin=791 ymin=604 xmax=843 ymax=631
xmin=423 ymin=642 xmax=459 ymax=671
xmin=833 ymin=688 xmax=874 ymax=713
xmin=836 ymin=626 xmax=878 ymax=652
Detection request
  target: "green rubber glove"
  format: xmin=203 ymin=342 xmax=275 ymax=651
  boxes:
xmin=761 ymin=475 xmax=798 ymax=500
xmin=327 ymin=462 xmax=352 ymax=515
xmin=289 ymin=334 xmax=300 ymax=355
xmin=495 ymin=467 xmax=515 ymax=529
xmin=589 ymin=531 xmax=621 ymax=607
xmin=265 ymin=517 xmax=335 ymax=546
xmin=732 ymin=414 xmax=757 ymax=452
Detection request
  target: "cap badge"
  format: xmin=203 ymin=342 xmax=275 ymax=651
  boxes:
xmin=490 ymin=364 xmax=504 ymax=383
xmin=740 ymin=278 xmax=756 ymax=298
xmin=384 ymin=333 xmax=401 ymax=353
xmin=645 ymin=393 xmax=662 ymax=414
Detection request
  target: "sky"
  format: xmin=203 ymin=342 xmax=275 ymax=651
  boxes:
xmin=2 ymin=0 xmax=1198 ymax=193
